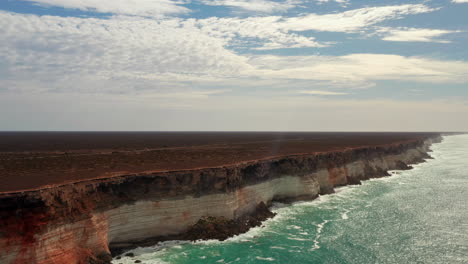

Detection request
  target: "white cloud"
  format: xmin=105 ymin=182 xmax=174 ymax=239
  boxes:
xmin=24 ymin=0 xmax=190 ymax=17
xmin=200 ymin=0 xmax=300 ymax=13
xmin=193 ymin=16 xmax=326 ymax=50
xmin=0 ymin=11 xmax=251 ymax=94
xmin=248 ymin=54 xmax=468 ymax=85
xmin=24 ymin=0 xmax=348 ymax=16
xmin=452 ymin=0 xmax=468 ymax=3
xmin=377 ymin=27 xmax=461 ymax=43
xmin=1 ymin=9 xmax=467 ymax=97
xmin=2 ymin=3 xmax=439 ymax=52
xmin=282 ymin=4 xmax=437 ymax=32
xmin=190 ymin=4 xmax=437 ymax=50
xmin=314 ymin=0 xmax=349 ymax=7
xmin=299 ymin=90 xmax=349 ymax=95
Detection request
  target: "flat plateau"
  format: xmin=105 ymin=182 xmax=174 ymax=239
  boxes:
xmin=0 ymin=132 xmax=439 ymax=193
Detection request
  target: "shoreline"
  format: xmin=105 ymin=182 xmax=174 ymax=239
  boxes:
xmin=0 ymin=134 xmax=442 ymax=264
xmin=110 ymin=140 xmax=437 ymax=258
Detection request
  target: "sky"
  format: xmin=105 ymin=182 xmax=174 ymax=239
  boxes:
xmin=0 ymin=0 xmax=467 ymax=131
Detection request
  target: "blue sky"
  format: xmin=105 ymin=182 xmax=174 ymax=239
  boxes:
xmin=0 ymin=0 xmax=467 ymax=131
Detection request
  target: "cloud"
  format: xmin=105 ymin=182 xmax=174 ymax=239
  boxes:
xmin=314 ymin=0 xmax=349 ymax=7
xmin=23 ymin=0 xmax=190 ymax=17
xmin=1 ymin=9 xmax=467 ymax=97
xmin=281 ymin=4 xmax=437 ymax=32
xmin=248 ymin=54 xmax=468 ymax=86
xmin=2 ymin=3 xmax=439 ymax=52
xmin=199 ymin=0 xmax=300 ymax=13
xmin=376 ymin=27 xmax=461 ymax=43
xmin=299 ymin=90 xmax=349 ymax=95
xmin=191 ymin=4 xmax=438 ymax=50
xmin=24 ymin=0 xmax=350 ymax=16
xmin=0 ymin=11 xmax=252 ymax=94
xmin=193 ymin=16 xmax=326 ymax=50
xmin=452 ymin=0 xmax=468 ymax=3
xmin=315 ymin=0 xmax=347 ymax=3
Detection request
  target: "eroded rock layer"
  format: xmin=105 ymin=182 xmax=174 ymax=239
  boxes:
xmin=0 ymin=135 xmax=441 ymax=264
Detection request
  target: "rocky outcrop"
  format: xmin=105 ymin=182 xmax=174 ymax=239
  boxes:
xmin=0 ymin=135 xmax=442 ymax=264
xmin=183 ymin=201 xmax=276 ymax=242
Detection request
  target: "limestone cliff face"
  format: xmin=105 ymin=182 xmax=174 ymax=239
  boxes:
xmin=0 ymin=136 xmax=442 ymax=264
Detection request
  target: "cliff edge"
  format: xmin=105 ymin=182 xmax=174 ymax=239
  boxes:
xmin=0 ymin=134 xmax=442 ymax=264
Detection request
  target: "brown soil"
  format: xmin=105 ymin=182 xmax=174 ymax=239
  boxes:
xmin=0 ymin=132 xmax=439 ymax=193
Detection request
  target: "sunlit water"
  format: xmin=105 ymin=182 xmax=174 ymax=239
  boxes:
xmin=113 ymin=135 xmax=468 ymax=264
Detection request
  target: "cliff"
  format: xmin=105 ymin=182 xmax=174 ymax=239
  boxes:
xmin=0 ymin=135 xmax=442 ymax=264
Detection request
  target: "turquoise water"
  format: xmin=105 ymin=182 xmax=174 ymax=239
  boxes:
xmin=113 ymin=135 xmax=468 ymax=264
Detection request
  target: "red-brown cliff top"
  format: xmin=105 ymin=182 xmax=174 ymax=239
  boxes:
xmin=0 ymin=132 xmax=439 ymax=193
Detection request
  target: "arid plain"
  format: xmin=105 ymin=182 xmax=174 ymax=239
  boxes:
xmin=0 ymin=132 xmax=439 ymax=192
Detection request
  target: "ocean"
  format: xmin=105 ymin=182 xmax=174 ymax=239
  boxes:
xmin=113 ymin=134 xmax=468 ymax=264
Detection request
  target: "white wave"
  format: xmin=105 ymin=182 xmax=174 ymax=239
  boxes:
xmin=256 ymin=256 xmax=275 ymax=261
xmin=191 ymin=217 xmax=278 ymax=246
xmin=341 ymin=211 xmax=349 ymax=220
xmin=311 ymin=242 xmax=321 ymax=250
xmin=287 ymin=236 xmax=310 ymax=241
xmin=311 ymin=219 xmax=330 ymax=251
xmin=270 ymin=246 xmax=286 ymax=250
xmin=288 ymin=225 xmax=302 ymax=230
xmin=316 ymin=220 xmax=328 ymax=234
xmin=113 ymin=240 xmax=189 ymax=263
xmin=270 ymin=202 xmax=288 ymax=210
xmin=112 ymin=259 xmax=169 ymax=264
xmin=112 ymin=254 xmax=170 ymax=264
